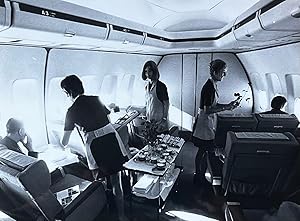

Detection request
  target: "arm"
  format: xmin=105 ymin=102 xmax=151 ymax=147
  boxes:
xmin=162 ymin=99 xmax=169 ymax=119
xmin=62 ymin=130 xmax=72 ymax=147
xmin=204 ymin=103 xmax=232 ymax=114
xmin=21 ymin=133 xmax=34 ymax=152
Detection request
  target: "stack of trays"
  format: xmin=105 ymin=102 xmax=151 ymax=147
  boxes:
xmin=133 ymin=174 xmax=158 ymax=194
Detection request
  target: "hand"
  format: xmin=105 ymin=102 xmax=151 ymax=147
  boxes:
xmin=21 ymin=134 xmax=33 ymax=151
xmin=230 ymin=98 xmax=240 ymax=109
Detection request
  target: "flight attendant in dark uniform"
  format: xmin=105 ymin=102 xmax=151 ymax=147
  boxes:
xmin=60 ymin=75 xmax=129 ymax=221
xmin=192 ymin=59 xmax=238 ymax=184
xmin=142 ymin=60 xmax=169 ymax=133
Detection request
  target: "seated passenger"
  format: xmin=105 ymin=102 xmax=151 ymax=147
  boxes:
xmin=261 ymin=95 xmax=288 ymax=114
xmin=0 ymin=118 xmax=37 ymax=158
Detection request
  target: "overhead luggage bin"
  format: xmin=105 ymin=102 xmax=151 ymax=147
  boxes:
xmin=233 ymin=11 xmax=296 ymax=42
xmin=0 ymin=0 xmax=11 ymax=32
xmin=1 ymin=0 xmax=109 ymax=45
xmin=259 ymin=0 xmax=300 ymax=32
xmin=143 ymin=33 xmax=173 ymax=49
xmin=108 ymin=24 xmax=145 ymax=45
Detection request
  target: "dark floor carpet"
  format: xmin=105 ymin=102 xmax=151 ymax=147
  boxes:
xmin=97 ymin=141 xmax=225 ymax=221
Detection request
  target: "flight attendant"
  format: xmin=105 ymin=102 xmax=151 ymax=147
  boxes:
xmin=60 ymin=75 xmax=129 ymax=220
xmin=192 ymin=59 xmax=238 ymax=184
xmin=142 ymin=60 xmax=170 ymax=133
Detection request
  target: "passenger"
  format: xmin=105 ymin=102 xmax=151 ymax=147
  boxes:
xmin=192 ymin=59 xmax=239 ymax=185
xmin=0 ymin=118 xmax=37 ymax=158
xmin=261 ymin=95 xmax=288 ymax=114
xmin=60 ymin=75 xmax=129 ymax=221
xmin=142 ymin=60 xmax=170 ymax=134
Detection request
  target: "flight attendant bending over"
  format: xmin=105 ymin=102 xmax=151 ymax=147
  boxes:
xmin=60 ymin=75 xmax=129 ymax=220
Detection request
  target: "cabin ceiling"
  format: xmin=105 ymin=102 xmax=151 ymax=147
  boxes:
xmin=0 ymin=0 xmax=300 ymax=54
xmin=64 ymin=0 xmax=259 ymax=32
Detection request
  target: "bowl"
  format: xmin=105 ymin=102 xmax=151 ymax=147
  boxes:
xmin=150 ymin=156 xmax=158 ymax=163
xmin=156 ymin=162 xmax=166 ymax=170
xmin=138 ymin=154 xmax=146 ymax=161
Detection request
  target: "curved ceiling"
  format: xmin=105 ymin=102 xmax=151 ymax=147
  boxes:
xmin=63 ymin=0 xmax=260 ymax=32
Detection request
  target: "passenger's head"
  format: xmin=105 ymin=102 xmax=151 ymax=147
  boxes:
xmin=209 ymin=59 xmax=227 ymax=81
xmin=142 ymin=60 xmax=160 ymax=81
xmin=271 ymin=95 xmax=287 ymax=110
xmin=6 ymin=118 xmax=26 ymax=140
xmin=61 ymin=75 xmax=84 ymax=99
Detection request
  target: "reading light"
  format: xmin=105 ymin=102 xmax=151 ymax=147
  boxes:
xmin=291 ymin=8 xmax=300 ymax=18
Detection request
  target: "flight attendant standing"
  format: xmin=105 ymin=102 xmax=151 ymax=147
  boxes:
xmin=142 ymin=60 xmax=170 ymax=134
xmin=60 ymin=75 xmax=129 ymax=221
xmin=192 ymin=59 xmax=238 ymax=185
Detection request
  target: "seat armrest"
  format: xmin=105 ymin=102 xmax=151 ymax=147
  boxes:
xmin=225 ymin=203 xmax=248 ymax=221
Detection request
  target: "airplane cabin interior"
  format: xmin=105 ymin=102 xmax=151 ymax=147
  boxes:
xmin=1 ymin=0 xmax=300 ymax=221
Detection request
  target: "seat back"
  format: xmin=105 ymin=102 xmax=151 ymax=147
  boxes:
xmin=0 ymin=163 xmax=42 ymax=220
xmin=0 ymin=149 xmax=63 ymax=220
xmin=255 ymin=114 xmax=299 ymax=134
xmin=215 ymin=113 xmax=258 ymax=148
xmin=222 ymin=132 xmax=300 ymax=198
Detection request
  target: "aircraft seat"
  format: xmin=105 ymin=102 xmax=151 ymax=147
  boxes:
xmin=215 ymin=113 xmax=258 ymax=149
xmin=207 ymin=132 xmax=299 ymax=203
xmin=0 ymin=149 xmax=107 ymax=221
xmin=255 ymin=113 xmax=299 ymax=134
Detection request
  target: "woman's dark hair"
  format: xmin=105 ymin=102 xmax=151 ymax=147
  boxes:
xmin=209 ymin=59 xmax=227 ymax=76
xmin=271 ymin=95 xmax=287 ymax=110
xmin=60 ymin=75 xmax=84 ymax=99
xmin=142 ymin=60 xmax=160 ymax=81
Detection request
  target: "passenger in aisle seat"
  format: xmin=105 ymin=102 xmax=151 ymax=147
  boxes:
xmin=142 ymin=60 xmax=170 ymax=134
xmin=60 ymin=75 xmax=130 ymax=221
xmin=0 ymin=118 xmax=38 ymax=158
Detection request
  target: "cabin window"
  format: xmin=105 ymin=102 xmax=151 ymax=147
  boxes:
xmin=265 ymin=73 xmax=283 ymax=98
xmin=81 ymin=75 xmax=101 ymax=96
xmin=116 ymin=74 xmax=135 ymax=108
xmin=251 ymin=73 xmax=268 ymax=112
xmin=286 ymin=74 xmax=300 ymax=121
xmin=47 ymin=77 xmax=70 ymax=124
xmin=12 ymin=79 xmax=44 ymax=148
xmin=99 ymin=75 xmax=118 ymax=106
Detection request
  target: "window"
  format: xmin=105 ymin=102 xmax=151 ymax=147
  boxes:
xmin=12 ymin=79 xmax=44 ymax=147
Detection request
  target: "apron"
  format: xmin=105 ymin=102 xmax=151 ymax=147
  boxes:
xmin=193 ymin=79 xmax=218 ymax=140
xmin=145 ymin=82 xmax=168 ymax=132
xmin=84 ymin=123 xmax=128 ymax=170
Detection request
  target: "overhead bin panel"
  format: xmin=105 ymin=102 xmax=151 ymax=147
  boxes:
xmin=143 ymin=33 xmax=172 ymax=48
xmin=108 ymin=24 xmax=144 ymax=45
xmin=259 ymin=0 xmax=300 ymax=32
xmin=3 ymin=1 xmax=108 ymax=44
xmin=0 ymin=0 xmax=11 ymax=32
xmin=233 ymin=11 xmax=296 ymax=41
